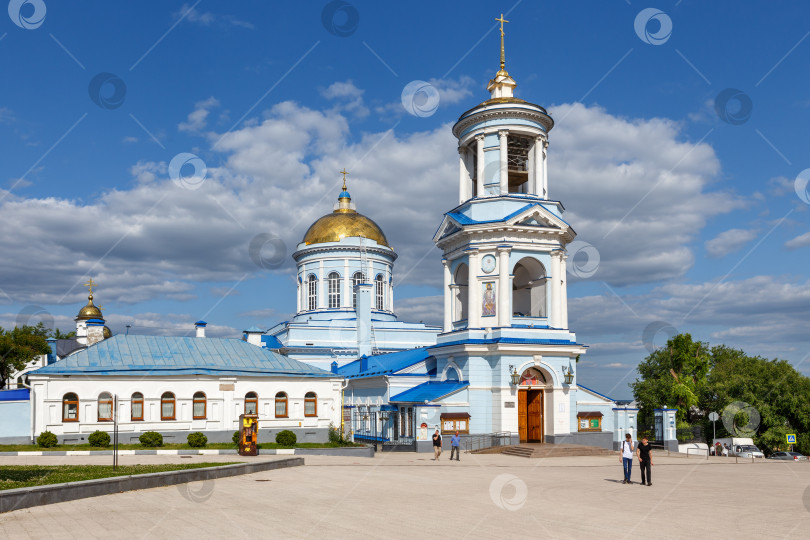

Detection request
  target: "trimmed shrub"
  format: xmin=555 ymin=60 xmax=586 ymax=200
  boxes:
xmin=275 ymin=430 xmax=297 ymax=447
xmin=139 ymin=431 xmax=163 ymax=447
xmin=187 ymin=432 xmax=208 ymax=448
xmin=37 ymin=431 xmax=58 ymax=448
xmin=88 ymin=430 xmax=111 ymax=447
xmin=232 ymin=430 xmax=240 ymax=446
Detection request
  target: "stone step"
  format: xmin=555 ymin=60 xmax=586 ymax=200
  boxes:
xmin=499 ymin=444 xmax=616 ymax=458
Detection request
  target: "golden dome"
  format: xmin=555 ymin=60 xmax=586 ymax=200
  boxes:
xmin=302 ymin=179 xmax=390 ymax=248
xmin=76 ymin=293 xmax=103 ymax=320
xmin=103 ymin=326 xmax=112 ymax=339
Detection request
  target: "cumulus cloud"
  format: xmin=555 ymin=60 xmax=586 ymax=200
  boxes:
xmin=704 ymin=228 xmax=758 ymax=258
xmin=179 ymin=97 xmax=220 ymax=133
xmin=785 ymin=231 xmax=810 ymax=249
xmin=321 ymin=80 xmax=369 ymax=118
xmin=176 ymin=3 xmax=254 ymax=29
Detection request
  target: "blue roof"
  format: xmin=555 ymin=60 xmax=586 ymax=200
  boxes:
xmin=0 ymin=388 xmax=30 ymax=401
xmin=31 ymin=334 xmax=332 ymax=378
xmin=337 ymin=348 xmax=432 ymax=378
xmin=431 ymin=337 xmax=582 ymax=348
xmin=446 ymin=203 xmax=536 ymax=226
xmin=389 ymin=381 xmax=469 ymax=403
xmin=261 ymin=335 xmax=284 ymax=349
xmin=195 ymin=320 xmax=207 ymax=326
xmin=243 ymin=326 xmax=265 ymax=333
xmin=578 ymin=384 xmax=614 ymax=402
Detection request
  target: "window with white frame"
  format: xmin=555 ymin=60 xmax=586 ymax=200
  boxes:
xmin=375 ymin=274 xmax=385 ymax=310
xmin=307 ymin=274 xmax=317 ymax=310
xmin=327 ymin=272 xmax=341 ymax=308
xmin=352 ymin=272 xmax=365 ymax=309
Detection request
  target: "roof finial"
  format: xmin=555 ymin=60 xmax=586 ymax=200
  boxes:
xmin=340 ymin=168 xmax=349 ymax=191
xmin=496 ymin=13 xmax=509 ymax=72
xmin=84 ymin=278 xmax=96 ymax=299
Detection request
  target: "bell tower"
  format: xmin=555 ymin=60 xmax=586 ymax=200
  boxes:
xmin=430 ymin=15 xmax=587 ymax=442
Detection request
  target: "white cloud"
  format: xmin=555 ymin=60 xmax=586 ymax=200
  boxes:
xmin=177 ymin=4 xmax=254 ymax=29
xmin=321 ymin=80 xmax=369 ymax=118
xmin=704 ymin=228 xmax=758 ymax=258
xmin=785 ymin=231 xmax=810 ymax=249
xmin=179 ymin=97 xmax=220 ymax=133
xmin=122 ymin=136 xmax=138 ymax=144
xmin=394 ymin=296 xmax=443 ymax=326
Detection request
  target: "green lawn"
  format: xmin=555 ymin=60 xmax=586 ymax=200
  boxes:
xmin=0 ymin=441 xmax=363 ymax=452
xmin=0 ymin=463 xmax=238 ymax=491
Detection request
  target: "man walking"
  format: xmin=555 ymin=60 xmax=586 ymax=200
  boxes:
xmin=450 ymin=431 xmax=461 ymax=461
xmin=636 ymin=436 xmax=653 ymax=486
xmin=620 ymin=433 xmax=634 ymax=484
xmin=432 ymin=428 xmax=442 ymax=461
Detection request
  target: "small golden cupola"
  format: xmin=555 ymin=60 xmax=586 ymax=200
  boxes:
xmin=302 ymin=171 xmax=390 ymax=248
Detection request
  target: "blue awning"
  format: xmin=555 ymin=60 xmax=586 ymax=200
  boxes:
xmin=389 ymin=381 xmax=468 ymax=403
xmin=0 ymin=388 xmax=30 ymax=401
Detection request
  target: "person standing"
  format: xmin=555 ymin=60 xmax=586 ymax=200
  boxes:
xmin=722 ymin=443 xmax=729 ymax=457
xmin=432 ymin=429 xmax=443 ymax=461
xmin=620 ymin=433 xmax=634 ymax=484
xmin=450 ymin=431 xmax=461 ymax=461
xmin=637 ymin=436 xmax=653 ymax=486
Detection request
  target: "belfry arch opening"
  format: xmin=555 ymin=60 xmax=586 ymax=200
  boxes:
xmin=507 ymin=134 xmax=531 ymax=194
xmin=512 ymin=257 xmax=547 ymax=318
xmin=453 ymin=263 xmax=469 ymax=322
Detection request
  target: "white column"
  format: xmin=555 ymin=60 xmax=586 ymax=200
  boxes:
xmin=296 ymin=275 xmax=301 ymax=313
xmin=458 ymin=147 xmax=471 ymax=203
xmin=559 ymin=252 xmax=568 ymax=328
xmin=533 ymin=137 xmax=543 ymax=197
xmin=549 ymin=251 xmax=561 ymax=328
xmin=475 ymin=134 xmax=485 ymax=197
xmin=498 ymin=129 xmax=509 ymax=195
xmin=388 ymin=269 xmax=394 ymax=312
xmin=443 ymin=259 xmax=452 ymax=332
xmin=542 ymin=140 xmax=549 ymax=199
xmin=527 ymin=140 xmax=536 ymax=195
xmin=317 ymin=260 xmax=325 ymax=309
xmin=497 ymin=248 xmax=511 ymax=327
xmin=343 ymin=260 xmax=350 ymax=308
xmin=465 ymin=150 xmax=475 ymax=198
xmin=467 ymin=251 xmax=480 ymax=329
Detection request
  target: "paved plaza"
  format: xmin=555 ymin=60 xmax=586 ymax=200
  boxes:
xmin=1 ymin=451 xmax=809 ymax=539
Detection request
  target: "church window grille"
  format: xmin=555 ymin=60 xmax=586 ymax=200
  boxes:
xmin=161 ymin=392 xmax=175 ymax=420
xmin=131 ymin=392 xmax=144 ymax=421
xmin=307 ymin=275 xmax=317 ymax=310
xmin=275 ymin=392 xmax=288 ymax=417
xmin=304 ymin=392 xmax=317 ymax=417
xmin=62 ymin=393 xmax=79 ymax=422
xmin=193 ymin=392 xmax=206 ymax=419
xmin=352 ymin=272 xmax=365 ymax=309
xmin=327 ymin=272 xmax=341 ymax=308
xmin=407 ymin=407 xmax=414 ymax=438
xmin=375 ymin=274 xmax=385 ymax=310
xmin=245 ymin=392 xmax=258 ymax=415
xmin=98 ymin=392 xmax=113 ymax=422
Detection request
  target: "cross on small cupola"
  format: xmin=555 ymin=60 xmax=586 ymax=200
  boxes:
xmin=487 ymin=13 xmax=517 ymax=99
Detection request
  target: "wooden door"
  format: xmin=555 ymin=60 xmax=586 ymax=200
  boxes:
xmin=518 ymin=389 xmax=527 ymax=443
xmin=527 ymin=390 xmax=544 ymax=442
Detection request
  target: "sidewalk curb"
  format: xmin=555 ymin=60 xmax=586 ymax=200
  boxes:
xmin=0 ymin=447 xmax=373 ymax=457
xmin=0 ymin=457 xmax=304 ymax=514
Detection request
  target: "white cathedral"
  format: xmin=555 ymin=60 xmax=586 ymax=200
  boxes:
xmin=1 ymin=18 xmax=637 ymax=451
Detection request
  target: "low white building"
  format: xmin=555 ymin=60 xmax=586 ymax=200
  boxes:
xmin=28 ymin=331 xmax=342 ymax=444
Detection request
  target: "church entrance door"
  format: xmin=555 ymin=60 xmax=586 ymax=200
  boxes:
xmin=518 ymin=389 xmax=544 ymax=443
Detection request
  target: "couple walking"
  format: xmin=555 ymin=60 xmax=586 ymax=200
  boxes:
xmin=620 ymin=433 xmax=653 ymax=486
xmin=433 ymin=429 xmax=461 ymax=461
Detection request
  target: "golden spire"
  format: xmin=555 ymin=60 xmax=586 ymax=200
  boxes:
xmin=496 ymin=13 xmax=509 ymax=72
xmin=340 ymin=168 xmax=349 ymax=191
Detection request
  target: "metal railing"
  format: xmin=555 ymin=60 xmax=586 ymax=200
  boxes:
xmin=464 ymin=431 xmax=512 ymax=453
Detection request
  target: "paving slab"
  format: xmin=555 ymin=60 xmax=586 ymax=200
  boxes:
xmin=1 ymin=451 xmax=808 ymax=539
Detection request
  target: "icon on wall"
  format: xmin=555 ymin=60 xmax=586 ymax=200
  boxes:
xmin=482 ymin=282 xmax=496 ymax=317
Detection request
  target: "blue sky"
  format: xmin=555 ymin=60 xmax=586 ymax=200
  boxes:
xmin=2 ymin=1 xmax=809 ymax=399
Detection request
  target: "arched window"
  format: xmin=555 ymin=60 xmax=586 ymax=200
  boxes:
xmin=512 ymin=258 xmax=547 ymax=318
xmin=375 ymin=274 xmax=385 ymax=310
xmin=98 ymin=392 xmax=113 ymax=422
xmin=161 ymin=392 xmax=175 ymax=420
xmin=275 ymin=392 xmax=288 ymax=418
xmin=304 ymin=392 xmax=317 ymax=417
xmin=352 ymin=272 xmax=365 ymax=309
xmin=131 ymin=392 xmax=144 ymax=421
xmin=193 ymin=392 xmax=206 ymax=419
xmin=307 ymin=274 xmax=317 ymax=310
xmin=245 ymin=392 xmax=258 ymax=415
xmin=453 ymin=264 xmax=469 ymax=322
xmin=62 ymin=393 xmax=79 ymax=422
xmin=327 ymin=272 xmax=341 ymax=308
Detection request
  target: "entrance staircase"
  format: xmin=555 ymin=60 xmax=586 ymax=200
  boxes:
xmin=499 ymin=443 xmax=616 ymax=458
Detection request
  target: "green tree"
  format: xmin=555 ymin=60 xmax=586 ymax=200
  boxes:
xmin=50 ymin=328 xmax=76 ymax=339
xmin=631 ymin=333 xmax=710 ymax=423
xmin=0 ymin=323 xmax=51 ymax=388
